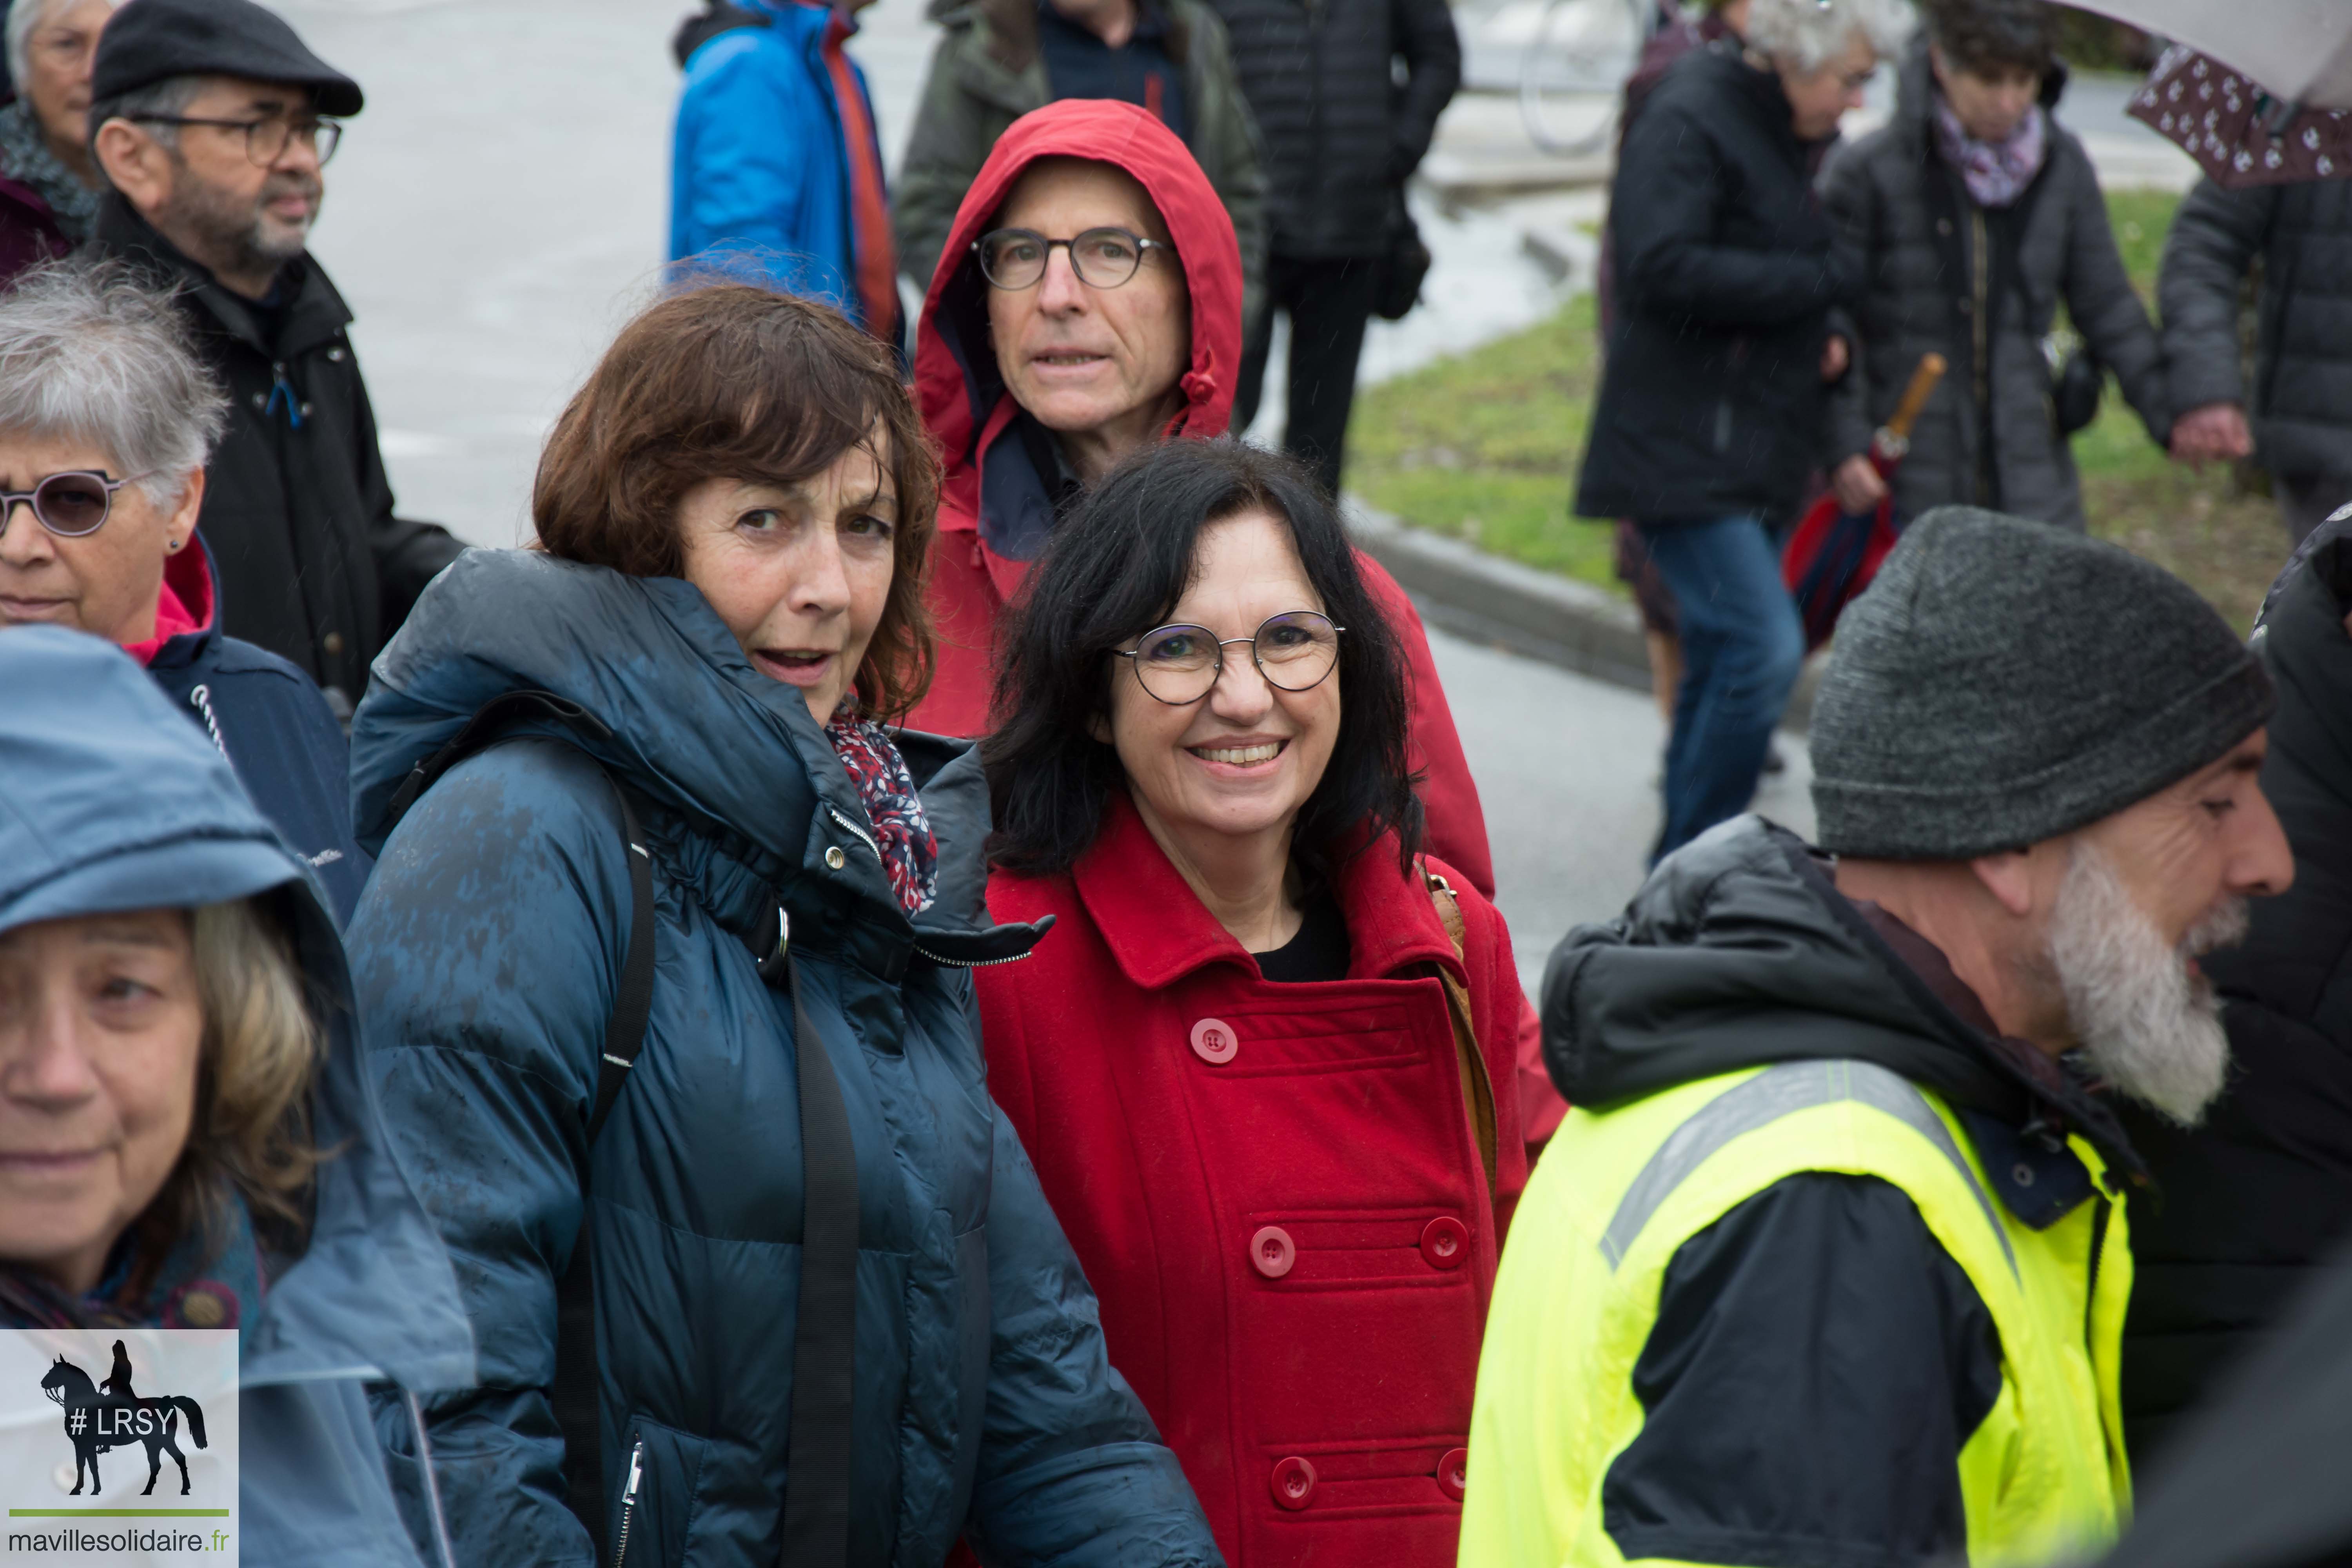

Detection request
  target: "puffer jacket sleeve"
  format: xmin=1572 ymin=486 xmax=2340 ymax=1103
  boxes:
xmin=1818 ymin=142 xmax=1880 ymax=466
xmin=1388 ymin=0 xmax=1460 ymax=183
xmin=353 ymin=744 xmax=629 ymax=1568
xmin=2057 ymin=147 xmax=2171 ymax=445
xmin=964 ymin=1112 xmax=1225 ymax=1566
xmin=2159 ymin=177 xmax=2278 ymax=418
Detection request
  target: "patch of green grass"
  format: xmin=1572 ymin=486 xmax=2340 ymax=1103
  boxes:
xmin=1349 ymin=189 xmax=2288 ymax=630
xmin=1349 ymin=293 xmax=1613 ymax=592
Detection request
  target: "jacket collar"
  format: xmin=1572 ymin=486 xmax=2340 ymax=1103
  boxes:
xmin=93 ymin=194 xmax=353 ymax=358
xmin=1071 ymin=789 xmax=1463 ymax=991
xmin=133 ymin=535 xmax=221 ymax=671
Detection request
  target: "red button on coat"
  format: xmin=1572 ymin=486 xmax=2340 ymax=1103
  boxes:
xmin=1189 ymin=1017 xmax=1238 ymax=1063
xmin=1437 ymin=1448 xmax=1469 ymax=1503
xmin=1270 ymin=1455 xmax=1318 ymax=1510
xmin=1250 ymin=1225 xmax=1296 ymax=1278
xmin=1421 ymin=1216 xmax=1469 ymax=1270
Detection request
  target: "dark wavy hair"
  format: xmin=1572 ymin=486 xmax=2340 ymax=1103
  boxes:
xmin=1927 ymin=0 xmax=2057 ymax=78
xmin=982 ymin=439 xmax=1423 ymax=879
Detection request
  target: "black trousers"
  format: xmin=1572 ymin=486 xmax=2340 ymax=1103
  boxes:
xmin=1233 ymin=254 xmax=1380 ymax=497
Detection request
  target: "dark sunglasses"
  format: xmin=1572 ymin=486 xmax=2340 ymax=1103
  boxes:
xmin=0 ymin=470 xmax=147 ymax=538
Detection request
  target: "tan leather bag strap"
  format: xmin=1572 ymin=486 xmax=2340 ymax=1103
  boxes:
xmin=1423 ymin=864 xmax=1499 ymax=1203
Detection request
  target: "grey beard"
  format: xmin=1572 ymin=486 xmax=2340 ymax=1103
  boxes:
xmin=156 ymin=166 xmax=317 ymax=284
xmin=2047 ymin=843 xmax=2248 ymax=1127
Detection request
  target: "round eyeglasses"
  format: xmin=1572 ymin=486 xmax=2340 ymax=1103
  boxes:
xmin=1113 ymin=612 xmax=1345 ymax=706
xmin=130 ymin=113 xmax=343 ymax=168
xmin=0 ymin=470 xmax=149 ymax=539
xmin=973 ymin=227 xmax=1169 ymax=291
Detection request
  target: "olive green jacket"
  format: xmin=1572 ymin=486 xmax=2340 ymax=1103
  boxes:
xmin=897 ymin=0 xmax=1268 ymax=326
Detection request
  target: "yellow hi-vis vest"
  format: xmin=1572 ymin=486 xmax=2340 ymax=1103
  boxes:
xmin=1459 ymin=1058 xmax=2132 ymax=1568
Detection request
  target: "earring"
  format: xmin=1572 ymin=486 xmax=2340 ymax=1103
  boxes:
xmin=167 ymin=538 xmax=182 ymax=551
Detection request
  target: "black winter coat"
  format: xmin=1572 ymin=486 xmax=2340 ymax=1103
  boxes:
xmin=1204 ymin=0 xmax=1459 ymax=259
xmin=1575 ymin=44 xmax=1857 ymax=524
xmin=91 ymin=198 xmax=462 ymax=709
xmin=1821 ymin=45 xmax=2170 ymax=528
xmin=2160 ymin=176 xmax=2352 ymax=482
xmin=2119 ymin=519 xmax=2352 ymax=1470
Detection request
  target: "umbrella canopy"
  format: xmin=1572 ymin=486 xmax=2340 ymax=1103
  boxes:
xmin=2129 ymin=45 xmax=2352 ymax=187
xmin=2069 ymin=0 xmax=2352 ymax=110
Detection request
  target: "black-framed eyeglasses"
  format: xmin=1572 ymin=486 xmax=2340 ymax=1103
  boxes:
xmin=1112 ymin=612 xmax=1345 ymax=706
xmin=0 ymin=470 xmax=149 ymax=539
xmin=972 ymin=227 xmax=1169 ymax=290
xmin=130 ymin=113 xmax=343 ymax=167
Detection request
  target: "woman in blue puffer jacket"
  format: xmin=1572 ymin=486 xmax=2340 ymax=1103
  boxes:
xmin=346 ymin=284 xmax=1220 ymax=1566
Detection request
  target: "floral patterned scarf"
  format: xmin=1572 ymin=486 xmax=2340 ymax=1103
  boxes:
xmin=1933 ymin=94 xmax=2048 ymax=210
xmin=0 ymin=1192 xmax=264 ymax=1332
xmin=825 ymin=701 xmax=938 ymax=916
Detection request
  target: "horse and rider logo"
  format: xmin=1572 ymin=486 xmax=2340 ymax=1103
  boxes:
xmin=37 ymin=1340 xmax=209 ymax=1496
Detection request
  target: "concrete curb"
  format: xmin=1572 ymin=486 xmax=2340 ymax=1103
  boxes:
xmin=1346 ymin=497 xmax=1822 ymax=730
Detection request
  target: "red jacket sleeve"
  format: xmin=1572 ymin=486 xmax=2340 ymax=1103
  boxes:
xmin=1356 ymin=552 xmax=1497 ymax=901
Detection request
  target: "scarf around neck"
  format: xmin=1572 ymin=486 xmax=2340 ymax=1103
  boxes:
xmin=0 ymin=100 xmax=102 ymax=242
xmin=825 ymin=700 xmax=939 ymax=916
xmin=1933 ymin=94 xmax=2047 ymax=209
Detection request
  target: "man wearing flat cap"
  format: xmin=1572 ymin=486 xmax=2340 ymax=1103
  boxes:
xmin=1459 ymin=507 xmax=2294 ymax=1568
xmin=82 ymin=0 xmax=458 ymax=714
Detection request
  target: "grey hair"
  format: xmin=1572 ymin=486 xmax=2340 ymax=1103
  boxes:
xmin=6 ymin=0 xmax=122 ymax=111
xmin=1747 ymin=0 xmax=1915 ymax=72
xmin=86 ymin=72 xmax=205 ymax=167
xmin=0 ymin=257 xmax=228 ymax=508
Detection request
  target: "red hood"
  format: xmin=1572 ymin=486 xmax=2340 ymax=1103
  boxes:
xmin=913 ymin=99 xmax=1242 ymax=535
xmin=122 ymin=535 xmax=217 ymax=667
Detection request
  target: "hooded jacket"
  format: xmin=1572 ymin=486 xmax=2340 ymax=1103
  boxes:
xmin=669 ymin=0 xmax=897 ymax=337
xmin=345 ymin=549 xmax=1220 ymax=1566
xmin=2119 ymin=515 xmax=2352 ymax=1467
xmin=906 ymin=98 xmax=1497 ymax=899
xmin=89 ymin=197 xmax=463 ymax=708
xmin=132 ymin=537 xmax=370 ymax=925
xmin=0 ymin=626 xmax=475 ymax=1566
xmin=895 ymin=0 xmax=1267 ymax=321
xmin=1462 ymin=815 xmax=2143 ymax=1568
xmin=1820 ymin=43 xmax=2170 ymax=528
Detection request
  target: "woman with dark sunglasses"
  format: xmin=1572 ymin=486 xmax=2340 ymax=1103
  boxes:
xmin=0 ymin=258 xmax=368 ymax=922
xmin=975 ymin=437 xmax=1530 ymax=1568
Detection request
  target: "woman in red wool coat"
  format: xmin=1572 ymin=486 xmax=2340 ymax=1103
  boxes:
xmin=973 ymin=438 xmax=1528 ymax=1568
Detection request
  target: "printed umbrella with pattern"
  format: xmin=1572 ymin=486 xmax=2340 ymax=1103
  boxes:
xmin=2128 ymin=45 xmax=2352 ymax=189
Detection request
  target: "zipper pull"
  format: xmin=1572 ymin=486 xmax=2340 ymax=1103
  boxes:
xmin=623 ymin=1439 xmax=643 ymax=1504
xmin=612 ymin=1437 xmax=644 ymax=1568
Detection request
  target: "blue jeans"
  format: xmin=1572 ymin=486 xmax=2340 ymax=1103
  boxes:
xmin=1637 ymin=515 xmax=1805 ymax=862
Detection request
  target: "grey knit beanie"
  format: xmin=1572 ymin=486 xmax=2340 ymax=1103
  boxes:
xmin=1810 ymin=506 xmax=2275 ymax=860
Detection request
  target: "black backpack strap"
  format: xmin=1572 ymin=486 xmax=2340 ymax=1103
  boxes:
xmin=588 ymin=783 xmax=656 ymax=1143
xmin=776 ymin=935 xmax=859 ymax=1564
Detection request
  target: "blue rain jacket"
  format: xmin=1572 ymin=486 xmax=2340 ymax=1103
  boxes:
xmin=670 ymin=0 xmax=888 ymax=331
xmin=345 ymin=550 xmax=1220 ymax=1566
xmin=0 ymin=627 xmax=476 ymax=1567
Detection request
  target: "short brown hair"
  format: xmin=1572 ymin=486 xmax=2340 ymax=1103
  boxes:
xmin=533 ymin=284 xmax=942 ymax=720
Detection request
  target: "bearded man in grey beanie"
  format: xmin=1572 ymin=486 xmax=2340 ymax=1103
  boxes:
xmin=1462 ymin=505 xmax=2291 ymax=1568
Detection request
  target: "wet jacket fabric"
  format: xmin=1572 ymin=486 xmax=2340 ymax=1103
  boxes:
xmin=136 ymin=538 xmax=370 ymax=925
xmin=1821 ymin=45 xmax=2170 ymax=529
xmin=0 ymin=626 xmax=475 ymax=1567
xmin=977 ymin=795 xmax=1527 ymax=1564
xmin=669 ymin=0 xmax=895 ymax=336
xmin=895 ymin=0 xmax=1267 ymax=322
xmin=1461 ymin=816 xmax=2141 ymax=1568
xmin=89 ymin=198 xmax=463 ymax=709
xmin=2160 ymin=175 xmax=2352 ymax=484
xmin=345 ymin=548 xmax=1220 ymax=1566
xmin=906 ymin=98 xmax=1496 ymax=900
xmin=1203 ymin=0 xmax=1459 ymax=259
xmin=1575 ymin=44 xmax=1857 ymax=524
xmin=2119 ymin=518 xmax=2352 ymax=1468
